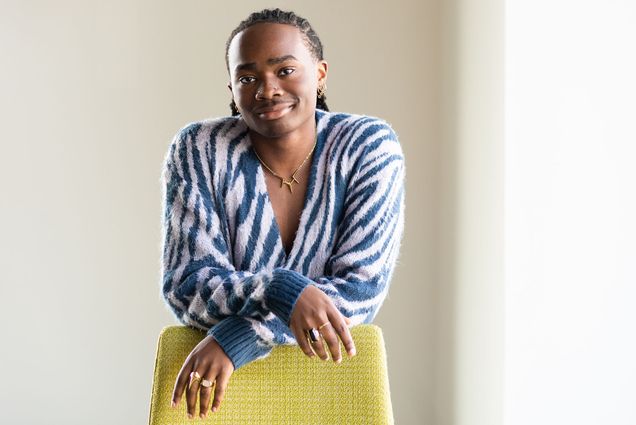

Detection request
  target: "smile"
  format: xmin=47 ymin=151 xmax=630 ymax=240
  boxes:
xmin=256 ymin=104 xmax=295 ymax=120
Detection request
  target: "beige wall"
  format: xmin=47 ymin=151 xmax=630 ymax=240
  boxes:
xmin=0 ymin=1 xmax=503 ymax=424
xmin=438 ymin=0 xmax=504 ymax=424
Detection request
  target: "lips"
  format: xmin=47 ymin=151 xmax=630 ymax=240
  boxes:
xmin=254 ymin=102 xmax=295 ymax=120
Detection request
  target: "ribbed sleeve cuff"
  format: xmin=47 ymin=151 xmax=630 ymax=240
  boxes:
xmin=207 ymin=316 xmax=272 ymax=370
xmin=265 ymin=268 xmax=313 ymax=325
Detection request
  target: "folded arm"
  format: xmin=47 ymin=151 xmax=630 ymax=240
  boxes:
xmin=275 ymin=122 xmax=406 ymax=327
xmin=160 ymin=120 xmax=405 ymax=369
xmin=160 ymin=125 xmax=314 ymax=368
xmin=161 ymin=124 xmax=316 ymax=321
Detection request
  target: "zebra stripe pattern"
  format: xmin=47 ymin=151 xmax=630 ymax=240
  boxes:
xmin=160 ymin=109 xmax=405 ymax=369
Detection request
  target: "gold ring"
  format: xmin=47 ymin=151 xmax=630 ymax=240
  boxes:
xmin=188 ymin=371 xmax=201 ymax=389
xmin=318 ymin=322 xmax=330 ymax=330
xmin=201 ymin=379 xmax=214 ymax=388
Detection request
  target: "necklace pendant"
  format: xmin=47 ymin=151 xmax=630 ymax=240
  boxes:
xmin=281 ymin=178 xmax=295 ymax=193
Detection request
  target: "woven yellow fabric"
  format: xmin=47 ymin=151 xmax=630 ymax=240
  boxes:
xmin=148 ymin=324 xmax=394 ymax=425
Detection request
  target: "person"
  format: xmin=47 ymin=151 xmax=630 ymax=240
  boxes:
xmin=160 ymin=8 xmax=405 ymax=420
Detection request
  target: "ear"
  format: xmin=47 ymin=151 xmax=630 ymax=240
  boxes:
xmin=317 ymin=60 xmax=328 ymax=86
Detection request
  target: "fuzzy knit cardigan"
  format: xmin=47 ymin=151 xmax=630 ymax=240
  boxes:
xmin=160 ymin=108 xmax=405 ymax=370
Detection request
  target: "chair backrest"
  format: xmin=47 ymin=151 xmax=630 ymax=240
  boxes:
xmin=148 ymin=324 xmax=394 ymax=424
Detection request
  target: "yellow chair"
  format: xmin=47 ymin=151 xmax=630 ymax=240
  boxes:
xmin=148 ymin=324 xmax=394 ymax=424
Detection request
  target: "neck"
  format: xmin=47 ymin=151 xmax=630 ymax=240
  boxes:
xmin=248 ymin=117 xmax=317 ymax=176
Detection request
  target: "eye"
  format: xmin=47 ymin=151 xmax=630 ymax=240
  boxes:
xmin=238 ymin=75 xmax=256 ymax=84
xmin=279 ymin=67 xmax=295 ymax=76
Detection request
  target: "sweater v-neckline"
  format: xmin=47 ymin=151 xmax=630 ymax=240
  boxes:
xmin=247 ymin=115 xmax=322 ymax=267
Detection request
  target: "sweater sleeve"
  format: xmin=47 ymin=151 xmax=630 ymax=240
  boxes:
xmin=160 ymin=125 xmax=313 ymax=365
xmin=206 ymin=315 xmax=298 ymax=370
xmin=273 ymin=121 xmax=406 ymax=326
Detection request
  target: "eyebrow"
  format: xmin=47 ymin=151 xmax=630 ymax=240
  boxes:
xmin=234 ymin=55 xmax=298 ymax=72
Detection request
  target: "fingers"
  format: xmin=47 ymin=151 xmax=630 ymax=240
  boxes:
xmin=181 ymin=366 xmax=231 ymax=418
xmin=309 ymin=331 xmax=330 ymax=361
xmin=170 ymin=335 xmax=235 ymax=419
xmin=292 ymin=316 xmax=358 ymax=363
xmin=319 ymin=323 xmax=342 ymax=363
xmin=288 ymin=285 xmax=357 ymax=362
xmin=198 ymin=374 xmax=215 ymax=418
xmin=292 ymin=322 xmax=317 ymax=358
xmin=329 ymin=313 xmax=357 ymax=357
xmin=171 ymin=356 xmax=193 ymax=408
xmin=212 ymin=369 xmax=232 ymax=413
xmin=185 ymin=367 xmax=202 ymax=418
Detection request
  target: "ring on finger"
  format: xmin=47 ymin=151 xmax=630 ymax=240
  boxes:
xmin=200 ymin=378 xmax=215 ymax=388
xmin=188 ymin=371 xmax=202 ymax=389
xmin=318 ymin=321 xmax=330 ymax=331
xmin=306 ymin=328 xmax=320 ymax=342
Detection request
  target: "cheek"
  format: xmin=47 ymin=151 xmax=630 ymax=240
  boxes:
xmin=234 ymin=87 xmax=255 ymax=106
xmin=232 ymin=89 xmax=249 ymax=104
xmin=294 ymin=79 xmax=317 ymax=101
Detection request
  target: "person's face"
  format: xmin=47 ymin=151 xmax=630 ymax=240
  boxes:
xmin=227 ymin=23 xmax=328 ymax=138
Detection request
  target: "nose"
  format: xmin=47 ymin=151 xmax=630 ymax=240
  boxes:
xmin=255 ymin=77 xmax=282 ymax=100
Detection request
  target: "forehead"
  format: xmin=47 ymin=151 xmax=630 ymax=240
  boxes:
xmin=227 ymin=23 xmax=314 ymax=71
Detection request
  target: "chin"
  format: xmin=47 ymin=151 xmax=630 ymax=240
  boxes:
xmin=254 ymin=121 xmax=295 ymax=138
xmin=249 ymin=111 xmax=299 ymax=138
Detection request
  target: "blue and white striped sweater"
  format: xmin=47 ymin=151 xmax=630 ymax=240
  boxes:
xmin=161 ymin=108 xmax=405 ymax=369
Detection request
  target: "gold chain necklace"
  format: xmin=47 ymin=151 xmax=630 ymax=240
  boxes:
xmin=252 ymin=133 xmax=317 ymax=194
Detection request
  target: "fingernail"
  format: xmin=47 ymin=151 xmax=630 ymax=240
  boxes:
xmin=170 ymin=400 xmax=176 ymax=408
xmin=187 ymin=413 xmax=193 ymax=419
xmin=336 ymin=358 xmax=342 ymax=364
xmin=212 ymin=406 xmax=218 ymax=412
xmin=349 ymin=348 xmax=357 ymax=356
xmin=200 ymin=413 xmax=206 ymax=418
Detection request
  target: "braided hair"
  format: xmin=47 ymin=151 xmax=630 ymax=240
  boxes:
xmin=226 ymin=8 xmax=329 ymax=116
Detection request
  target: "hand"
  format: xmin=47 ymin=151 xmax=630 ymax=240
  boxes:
xmin=289 ymin=285 xmax=357 ymax=363
xmin=170 ymin=335 xmax=234 ymax=419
